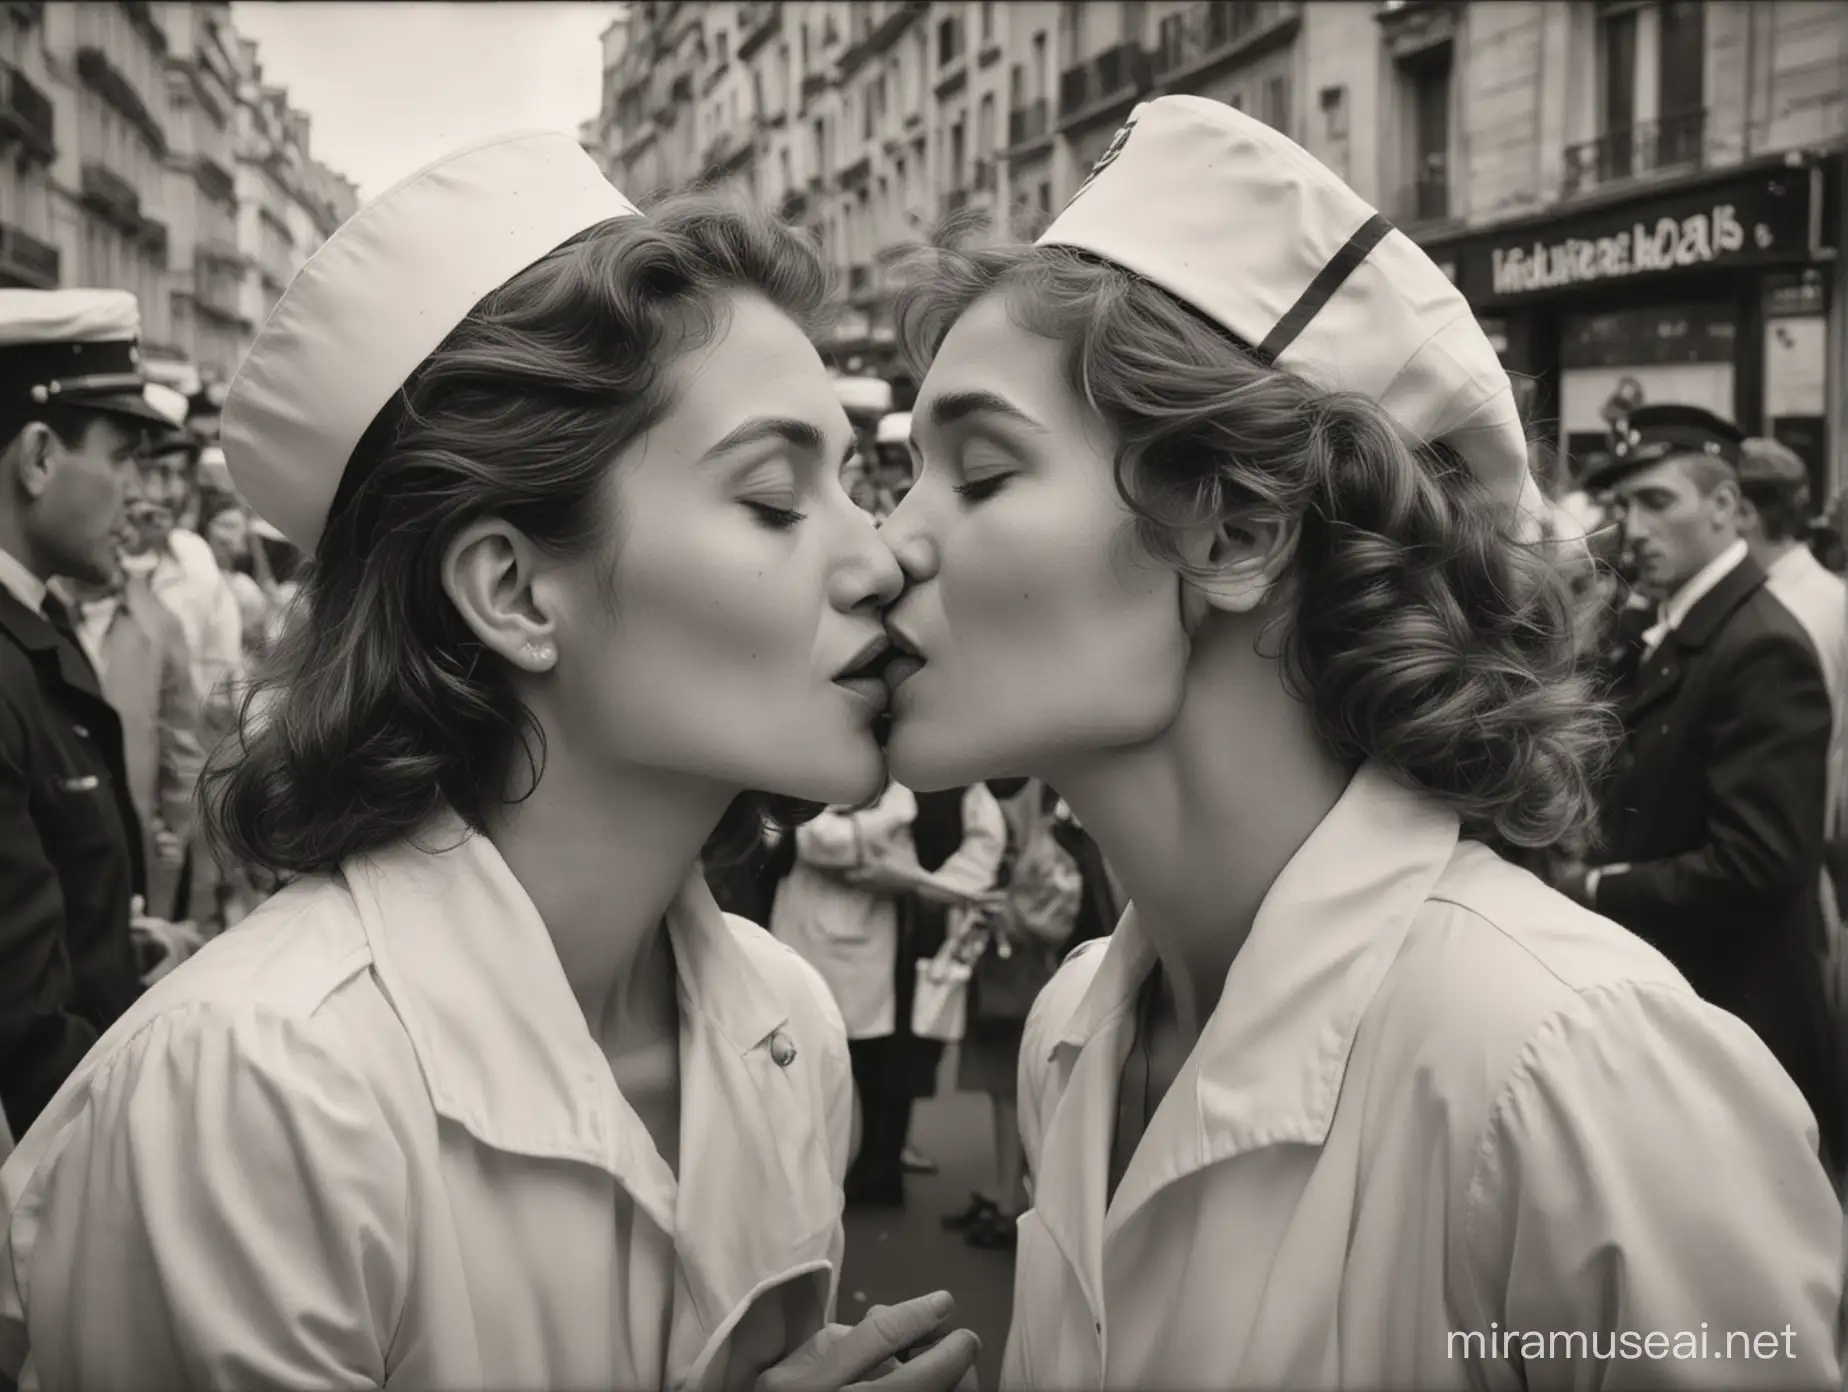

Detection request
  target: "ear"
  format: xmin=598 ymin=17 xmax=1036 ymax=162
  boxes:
xmin=440 ymin=518 xmax=565 ymax=673
xmin=9 ymin=423 xmax=56 ymax=501
xmin=1174 ymin=508 xmax=1298 ymax=618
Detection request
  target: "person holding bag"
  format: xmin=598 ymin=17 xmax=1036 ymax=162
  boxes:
xmin=940 ymin=779 xmax=1083 ymax=1251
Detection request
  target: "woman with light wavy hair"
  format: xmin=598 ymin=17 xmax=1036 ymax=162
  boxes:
xmin=873 ymin=96 xmax=1843 ymax=1390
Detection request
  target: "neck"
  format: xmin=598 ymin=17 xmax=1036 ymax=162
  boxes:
xmin=1042 ymin=613 xmax=1352 ymax=1045
xmin=0 ymin=508 xmax=45 ymax=581
xmin=481 ymin=741 xmax=734 ymax=1049
xmin=1745 ymin=534 xmax=1799 ymax=572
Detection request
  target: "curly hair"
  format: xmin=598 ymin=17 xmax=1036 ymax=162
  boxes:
xmin=204 ymin=190 xmax=834 ymax=881
xmin=895 ymin=244 xmax=1616 ymax=850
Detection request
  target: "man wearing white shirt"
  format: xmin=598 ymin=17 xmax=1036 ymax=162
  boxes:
xmin=1564 ymin=405 xmax=1839 ymax=1172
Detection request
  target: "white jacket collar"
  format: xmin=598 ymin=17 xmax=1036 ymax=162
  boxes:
xmin=342 ymin=814 xmax=791 ymax=1170
xmin=1051 ymin=762 xmax=1460 ymax=1156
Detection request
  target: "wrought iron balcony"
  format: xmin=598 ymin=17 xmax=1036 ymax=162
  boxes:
xmin=1152 ymin=1 xmax=1302 ymax=81
xmin=1562 ymin=109 xmax=1707 ymax=198
xmin=0 ymin=63 xmax=53 ymax=164
xmin=80 ymin=160 xmax=142 ymax=231
xmin=1058 ymin=43 xmax=1153 ymax=124
xmin=0 ymin=220 xmax=58 ymax=288
xmin=1007 ymin=98 xmax=1048 ymax=149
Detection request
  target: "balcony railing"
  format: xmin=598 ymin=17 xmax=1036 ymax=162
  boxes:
xmin=76 ymin=46 xmax=166 ymax=157
xmin=1007 ymin=98 xmax=1049 ymax=149
xmin=0 ymin=63 xmax=53 ymax=164
xmin=80 ymin=160 xmax=142 ymax=231
xmin=972 ymin=157 xmax=997 ymax=192
xmin=1396 ymin=171 xmax=1449 ymax=224
xmin=1562 ymin=109 xmax=1707 ymax=198
xmin=1153 ymin=1 xmax=1301 ymax=80
xmin=0 ymin=220 xmax=58 ymax=288
xmin=1058 ymin=43 xmax=1152 ymax=123
xmin=193 ymin=154 xmax=235 ymax=206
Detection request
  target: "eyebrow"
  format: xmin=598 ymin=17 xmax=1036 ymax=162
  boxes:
xmin=912 ymin=389 xmax=1046 ymax=449
xmin=703 ymin=416 xmax=857 ymax=467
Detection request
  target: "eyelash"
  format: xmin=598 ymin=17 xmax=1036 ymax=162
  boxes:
xmin=743 ymin=501 xmax=807 ymax=530
xmin=953 ymin=475 xmax=1013 ymax=502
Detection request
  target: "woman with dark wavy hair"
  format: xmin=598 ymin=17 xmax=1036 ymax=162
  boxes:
xmin=0 ymin=134 xmax=981 ymax=1392
xmin=877 ymin=98 xmax=1843 ymax=1389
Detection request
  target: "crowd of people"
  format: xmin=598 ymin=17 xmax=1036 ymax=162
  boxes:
xmin=0 ymin=93 xmax=1841 ymax=1392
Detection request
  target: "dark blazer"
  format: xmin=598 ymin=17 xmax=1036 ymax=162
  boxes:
xmin=0 ymin=586 xmax=144 ymax=1136
xmin=1593 ymin=554 xmax=1840 ymax=1153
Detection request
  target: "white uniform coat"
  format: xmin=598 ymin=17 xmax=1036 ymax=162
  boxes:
xmin=1005 ymin=764 xmax=1845 ymax=1390
xmin=0 ymin=818 xmax=853 ymax=1391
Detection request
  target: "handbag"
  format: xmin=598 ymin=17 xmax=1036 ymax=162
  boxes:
xmin=912 ymin=948 xmax=973 ymax=1042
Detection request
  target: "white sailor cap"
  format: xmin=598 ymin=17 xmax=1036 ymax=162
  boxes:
xmin=223 ymin=130 xmax=639 ymax=553
xmin=0 ymin=288 xmax=170 ymax=426
xmin=1040 ymin=96 xmax=1543 ymax=528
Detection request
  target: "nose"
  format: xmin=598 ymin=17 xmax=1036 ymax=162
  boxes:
xmin=831 ymin=506 xmax=905 ymax=612
xmin=877 ymin=490 xmax=940 ymax=587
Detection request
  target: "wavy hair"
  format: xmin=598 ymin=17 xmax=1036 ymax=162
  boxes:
xmin=895 ymin=245 xmax=1616 ymax=850
xmin=204 ymin=191 xmax=834 ymax=880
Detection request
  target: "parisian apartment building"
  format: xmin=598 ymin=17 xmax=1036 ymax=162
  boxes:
xmin=592 ymin=0 xmax=1848 ymax=498
xmin=0 ymin=1 xmax=358 ymax=396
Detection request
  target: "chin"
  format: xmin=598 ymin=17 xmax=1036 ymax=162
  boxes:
xmin=884 ymin=718 xmax=1035 ymax=794
xmin=758 ymin=738 xmax=888 ymax=807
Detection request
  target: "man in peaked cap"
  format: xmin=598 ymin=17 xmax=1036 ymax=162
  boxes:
xmin=1570 ymin=403 xmax=1840 ymax=1169
xmin=0 ymin=288 xmax=170 ymax=1142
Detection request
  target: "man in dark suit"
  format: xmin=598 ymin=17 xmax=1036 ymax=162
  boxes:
xmin=1562 ymin=404 xmax=1840 ymax=1170
xmin=0 ymin=289 xmax=172 ymax=1139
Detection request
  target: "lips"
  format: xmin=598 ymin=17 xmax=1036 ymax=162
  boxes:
xmin=882 ymin=626 xmax=927 ymax=692
xmin=834 ymin=634 xmax=894 ymax=683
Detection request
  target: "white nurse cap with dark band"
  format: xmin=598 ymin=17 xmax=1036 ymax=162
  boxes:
xmin=223 ymin=131 xmax=640 ymax=554
xmin=1039 ymin=96 xmax=1544 ymax=530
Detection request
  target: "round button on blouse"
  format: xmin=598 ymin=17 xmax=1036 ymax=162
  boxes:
xmin=768 ymin=1031 xmax=797 ymax=1068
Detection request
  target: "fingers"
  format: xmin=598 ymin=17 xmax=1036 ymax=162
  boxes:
xmin=848 ymin=1328 xmax=981 ymax=1392
xmin=810 ymin=1292 xmax=956 ymax=1388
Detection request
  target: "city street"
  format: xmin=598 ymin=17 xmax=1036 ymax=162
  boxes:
xmin=840 ymin=1058 xmax=1016 ymax=1391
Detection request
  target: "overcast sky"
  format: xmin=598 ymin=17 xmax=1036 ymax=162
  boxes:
xmin=229 ymin=2 xmax=622 ymax=201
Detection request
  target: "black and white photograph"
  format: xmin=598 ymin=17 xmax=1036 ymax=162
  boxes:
xmin=0 ymin=1 xmax=1844 ymax=1387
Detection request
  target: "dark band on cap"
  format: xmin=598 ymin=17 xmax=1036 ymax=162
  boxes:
xmin=0 ymin=339 xmax=143 ymax=409
xmin=1255 ymin=213 xmax=1395 ymax=365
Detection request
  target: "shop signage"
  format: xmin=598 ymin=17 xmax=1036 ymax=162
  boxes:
xmin=1447 ymin=168 xmax=1817 ymax=305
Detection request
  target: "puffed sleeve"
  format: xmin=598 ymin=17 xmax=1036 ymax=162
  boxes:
xmin=2 ymin=1004 xmax=412 ymax=1390
xmin=1455 ymin=981 xmax=1844 ymax=1390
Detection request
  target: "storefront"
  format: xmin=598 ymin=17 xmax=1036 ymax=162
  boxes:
xmin=1421 ymin=153 xmax=1841 ymax=500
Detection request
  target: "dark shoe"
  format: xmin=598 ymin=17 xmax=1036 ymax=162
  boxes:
xmin=901 ymin=1145 xmax=938 ymax=1175
xmin=964 ymin=1208 xmax=1019 ymax=1251
xmin=940 ymin=1193 xmax=999 ymax=1232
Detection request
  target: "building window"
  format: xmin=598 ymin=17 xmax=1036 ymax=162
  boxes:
xmin=1320 ymin=84 xmax=1347 ymax=141
xmin=1031 ymin=32 xmax=1047 ymax=101
xmin=981 ymin=2 xmax=995 ymax=44
xmin=1599 ymin=3 xmax=1638 ymax=173
xmin=1263 ymin=74 xmax=1290 ymax=138
xmin=1655 ymin=0 xmax=1705 ymax=164
xmin=978 ymin=93 xmax=996 ymax=157
xmin=1058 ymin=3 xmax=1085 ymax=66
xmin=1400 ymin=42 xmax=1450 ymax=220
xmin=1037 ymin=179 xmax=1051 ymax=213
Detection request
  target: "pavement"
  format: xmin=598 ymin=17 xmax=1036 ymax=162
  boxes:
xmin=838 ymin=1054 xmax=1016 ymax=1390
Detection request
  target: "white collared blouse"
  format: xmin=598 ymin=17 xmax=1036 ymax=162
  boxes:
xmin=1005 ymin=764 xmax=1844 ymax=1391
xmin=0 ymin=818 xmax=852 ymax=1391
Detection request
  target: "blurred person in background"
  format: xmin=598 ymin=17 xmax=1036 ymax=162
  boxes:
xmin=63 ymin=497 xmax=205 ymax=941
xmin=938 ymin=778 xmax=1081 ymax=1252
xmin=199 ymin=491 xmax=275 ymax=659
xmin=891 ymin=782 xmax=1009 ymax=1181
xmin=126 ymin=391 xmax=244 ymax=928
xmin=770 ymin=779 xmax=1004 ymax=1207
xmin=1568 ymin=406 xmax=1840 ymax=1176
xmin=0 ymin=290 xmax=172 ymax=1144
